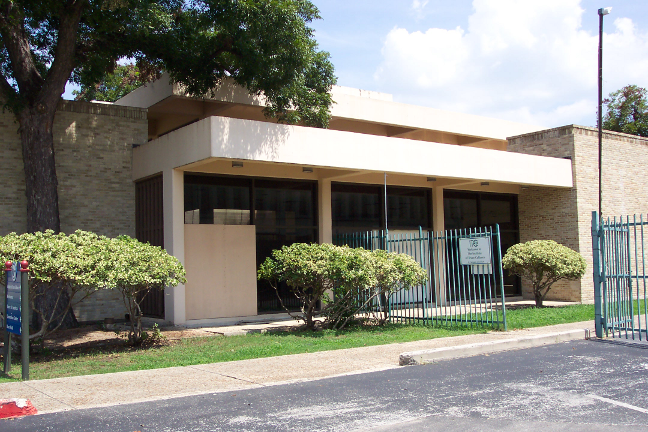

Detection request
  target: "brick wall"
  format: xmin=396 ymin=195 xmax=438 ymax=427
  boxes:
xmin=508 ymin=126 xmax=581 ymax=301
xmin=508 ymin=125 xmax=648 ymax=303
xmin=0 ymin=100 xmax=148 ymax=322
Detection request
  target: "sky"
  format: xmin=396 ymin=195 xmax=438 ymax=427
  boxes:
xmin=62 ymin=0 xmax=648 ymax=129
xmin=309 ymin=0 xmax=648 ymax=128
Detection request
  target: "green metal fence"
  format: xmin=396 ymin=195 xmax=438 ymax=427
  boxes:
xmin=592 ymin=211 xmax=648 ymax=339
xmin=333 ymin=225 xmax=507 ymax=329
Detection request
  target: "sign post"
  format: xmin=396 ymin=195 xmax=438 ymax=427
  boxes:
xmin=3 ymin=261 xmax=29 ymax=380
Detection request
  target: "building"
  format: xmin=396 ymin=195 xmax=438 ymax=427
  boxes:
xmin=2 ymin=77 xmax=646 ymax=325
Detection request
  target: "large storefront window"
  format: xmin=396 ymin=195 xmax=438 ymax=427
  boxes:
xmin=332 ymin=183 xmax=431 ymax=234
xmin=444 ymin=190 xmax=520 ymax=296
xmin=184 ymin=174 xmax=318 ymax=312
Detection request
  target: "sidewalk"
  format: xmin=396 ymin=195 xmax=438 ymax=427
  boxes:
xmin=0 ymin=320 xmax=593 ymax=415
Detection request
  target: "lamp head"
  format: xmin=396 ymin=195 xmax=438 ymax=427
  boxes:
xmin=598 ymin=7 xmax=612 ymax=16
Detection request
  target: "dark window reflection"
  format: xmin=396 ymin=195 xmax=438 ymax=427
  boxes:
xmin=444 ymin=197 xmax=478 ymax=230
xmin=332 ymin=183 xmax=431 ymax=234
xmin=184 ymin=175 xmax=250 ymax=225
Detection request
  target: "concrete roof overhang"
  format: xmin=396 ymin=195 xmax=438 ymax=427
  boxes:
xmin=133 ymin=116 xmax=573 ymax=189
xmin=116 ymin=75 xmax=544 ymax=149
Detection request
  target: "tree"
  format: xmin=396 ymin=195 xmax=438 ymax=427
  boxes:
xmin=73 ymin=63 xmax=149 ymax=102
xmin=0 ymin=1 xmax=334 ymax=328
xmin=502 ymin=240 xmax=586 ymax=308
xmin=0 ymin=0 xmax=336 ymax=234
xmin=602 ymin=85 xmax=648 ymax=137
xmin=98 ymin=235 xmax=186 ymax=345
xmin=0 ymin=230 xmax=186 ymax=344
xmin=258 ymin=243 xmax=340 ymax=330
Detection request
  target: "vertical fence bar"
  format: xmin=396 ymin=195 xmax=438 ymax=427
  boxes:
xmin=495 ymin=224 xmax=507 ymax=330
xmin=632 ymin=215 xmax=638 ymax=339
xmin=642 ymin=214 xmax=648 ymax=340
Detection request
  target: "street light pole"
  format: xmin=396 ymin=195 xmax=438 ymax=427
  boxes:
xmin=598 ymin=7 xmax=611 ymax=219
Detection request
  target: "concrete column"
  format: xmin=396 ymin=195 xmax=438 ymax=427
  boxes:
xmin=432 ymin=186 xmax=447 ymax=306
xmin=163 ymin=168 xmax=186 ymax=325
xmin=318 ymin=178 xmax=332 ymax=244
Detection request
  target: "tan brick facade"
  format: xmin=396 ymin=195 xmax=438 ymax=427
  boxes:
xmin=508 ymin=125 xmax=648 ymax=303
xmin=0 ymin=100 xmax=147 ymax=321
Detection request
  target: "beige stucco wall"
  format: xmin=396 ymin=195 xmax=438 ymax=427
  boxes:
xmin=0 ymin=100 xmax=148 ymax=322
xmin=184 ymin=224 xmax=257 ymax=320
xmin=133 ymin=116 xmax=573 ymax=190
xmin=508 ymin=125 xmax=648 ymax=303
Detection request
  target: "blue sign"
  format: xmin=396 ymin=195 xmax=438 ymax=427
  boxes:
xmin=5 ymin=261 xmax=21 ymax=335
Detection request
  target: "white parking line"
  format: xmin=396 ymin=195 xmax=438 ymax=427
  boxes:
xmin=587 ymin=394 xmax=648 ymax=415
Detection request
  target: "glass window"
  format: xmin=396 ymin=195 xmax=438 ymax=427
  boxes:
xmin=332 ymin=184 xmax=381 ymax=231
xmin=184 ymin=175 xmax=250 ymax=225
xmin=332 ymin=183 xmax=430 ymax=233
xmin=444 ymin=197 xmax=478 ymax=230
xmin=388 ymin=187 xmax=429 ymax=229
xmin=254 ymin=180 xmax=316 ymax=229
xmin=481 ymin=199 xmax=512 ymax=228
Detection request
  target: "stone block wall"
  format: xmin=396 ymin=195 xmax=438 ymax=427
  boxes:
xmin=508 ymin=125 xmax=648 ymax=303
xmin=0 ymin=100 xmax=148 ymax=322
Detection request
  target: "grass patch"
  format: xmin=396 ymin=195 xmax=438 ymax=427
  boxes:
xmin=506 ymin=303 xmax=594 ymax=329
xmin=0 ymin=303 xmax=597 ymax=383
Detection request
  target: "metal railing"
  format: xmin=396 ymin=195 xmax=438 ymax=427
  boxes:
xmin=333 ymin=225 xmax=507 ymax=329
xmin=592 ymin=212 xmax=648 ymax=339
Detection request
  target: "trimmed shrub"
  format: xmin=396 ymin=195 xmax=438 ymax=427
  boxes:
xmin=0 ymin=230 xmax=186 ymax=344
xmin=258 ymin=243 xmax=427 ymax=330
xmin=502 ymin=240 xmax=586 ymax=307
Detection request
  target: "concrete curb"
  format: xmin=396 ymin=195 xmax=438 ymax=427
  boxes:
xmin=399 ymin=329 xmax=589 ymax=366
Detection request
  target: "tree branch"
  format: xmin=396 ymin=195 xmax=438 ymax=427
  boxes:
xmin=0 ymin=1 xmax=44 ymax=98
xmin=40 ymin=0 xmax=87 ymax=109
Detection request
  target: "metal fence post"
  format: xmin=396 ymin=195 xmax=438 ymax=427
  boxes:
xmin=592 ymin=211 xmax=603 ymax=338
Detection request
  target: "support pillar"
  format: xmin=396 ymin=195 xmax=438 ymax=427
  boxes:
xmin=163 ymin=168 xmax=186 ymax=325
xmin=318 ymin=178 xmax=332 ymax=244
xmin=432 ymin=186 xmax=447 ymax=306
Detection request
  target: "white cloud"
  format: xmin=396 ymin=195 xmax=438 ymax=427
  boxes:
xmin=374 ymin=0 xmax=648 ymax=127
xmin=411 ymin=0 xmax=429 ymax=20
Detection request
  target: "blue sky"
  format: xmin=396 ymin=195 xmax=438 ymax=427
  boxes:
xmin=63 ymin=0 xmax=648 ymax=128
xmin=309 ymin=0 xmax=648 ymax=127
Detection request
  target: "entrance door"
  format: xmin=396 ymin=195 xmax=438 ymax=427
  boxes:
xmin=135 ymin=175 xmax=165 ymax=318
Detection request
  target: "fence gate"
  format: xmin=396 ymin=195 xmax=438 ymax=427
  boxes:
xmin=333 ymin=225 xmax=507 ymax=329
xmin=592 ymin=211 xmax=648 ymax=339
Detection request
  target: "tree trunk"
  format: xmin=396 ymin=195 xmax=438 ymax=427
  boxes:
xmin=31 ymin=281 xmax=78 ymax=332
xmin=18 ymin=105 xmax=77 ymax=329
xmin=534 ymin=290 xmax=544 ymax=308
xmin=18 ymin=106 xmax=61 ymax=233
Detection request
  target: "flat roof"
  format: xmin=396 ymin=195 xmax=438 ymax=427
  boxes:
xmin=115 ymin=75 xmax=543 ymax=144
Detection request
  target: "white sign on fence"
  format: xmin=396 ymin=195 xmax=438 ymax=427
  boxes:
xmin=459 ymin=237 xmax=492 ymax=265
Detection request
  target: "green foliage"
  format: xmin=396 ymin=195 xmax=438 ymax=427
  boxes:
xmin=325 ymin=249 xmax=427 ymax=329
xmin=0 ymin=230 xmax=185 ymax=344
xmin=73 ymin=64 xmax=148 ymax=102
xmin=0 ymin=230 xmax=111 ymax=337
xmin=602 ymin=85 xmax=648 ymax=137
xmin=502 ymin=240 xmax=586 ymax=307
xmin=2 ymin=1 xmax=336 ymax=127
xmin=258 ymin=243 xmax=427 ymax=330
xmin=258 ymin=243 xmax=340 ymax=329
xmin=95 ymin=235 xmax=186 ymax=345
